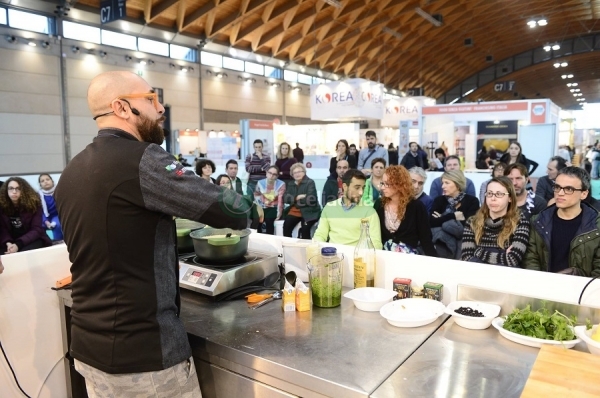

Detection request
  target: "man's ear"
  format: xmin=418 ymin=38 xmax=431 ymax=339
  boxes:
xmin=581 ymin=190 xmax=589 ymax=200
xmin=342 ymin=183 xmax=348 ymax=192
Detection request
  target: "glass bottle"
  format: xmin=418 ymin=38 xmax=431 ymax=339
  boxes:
xmin=354 ymin=218 xmax=376 ymax=288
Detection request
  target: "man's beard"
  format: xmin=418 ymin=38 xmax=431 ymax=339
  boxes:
xmin=345 ymin=191 xmax=361 ymax=204
xmin=368 ymin=142 xmax=375 ymax=149
xmin=137 ymin=114 xmax=165 ymax=145
xmin=515 ymin=187 xmax=524 ymax=196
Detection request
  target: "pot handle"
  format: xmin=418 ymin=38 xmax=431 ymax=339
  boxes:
xmin=207 ymin=235 xmax=241 ymax=246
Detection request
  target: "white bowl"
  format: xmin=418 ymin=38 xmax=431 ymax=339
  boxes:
xmin=379 ymin=298 xmax=446 ymax=328
xmin=344 ymin=287 xmax=397 ymax=312
xmin=492 ymin=317 xmax=580 ymax=349
xmin=445 ymin=301 xmax=501 ymax=330
xmin=574 ymin=325 xmax=600 ymax=355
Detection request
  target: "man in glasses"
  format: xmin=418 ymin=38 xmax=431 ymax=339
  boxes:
xmin=409 ymin=167 xmax=433 ymax=213
xmin=524 ymin=166 xmax=600 ymax=277
xmin=504 ymin=164 xmax=547 ymax=220
xmin=55 ymin=71 xmax=254 ymax=397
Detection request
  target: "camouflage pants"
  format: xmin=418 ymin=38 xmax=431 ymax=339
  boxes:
xmin=74 ymin=357 xmax=202 ymax=398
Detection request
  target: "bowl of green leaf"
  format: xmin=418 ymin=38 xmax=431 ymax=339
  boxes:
xmin=492 ymin=305 xmax=580 ymax=349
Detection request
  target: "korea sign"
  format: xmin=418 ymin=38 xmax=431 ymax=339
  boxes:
xmin=494 ymin=81 xmax=516 ymax=92
xmin=100 ymin=0 xmax=126 ymax=24
xmin=310 ymin=78 xmax=384 ymax=121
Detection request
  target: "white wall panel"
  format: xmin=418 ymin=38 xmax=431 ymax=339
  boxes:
xmin=0 ymin=154 xmax=64 ymax=174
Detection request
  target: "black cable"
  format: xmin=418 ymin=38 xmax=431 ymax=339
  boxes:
xmin=0 ymin=340 xmax=32 ymax=398
xmin=578 ymin=275 xmax=599 ymax=305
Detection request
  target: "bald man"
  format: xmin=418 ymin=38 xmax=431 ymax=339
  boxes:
xmin=55 ymin=71 xmax=254 ymax=397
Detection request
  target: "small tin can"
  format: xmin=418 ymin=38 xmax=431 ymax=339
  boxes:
xmin=423 ymin=282 xmax=443 ymax=301
xmin=393 ymin=278 xmax=412 ymax=300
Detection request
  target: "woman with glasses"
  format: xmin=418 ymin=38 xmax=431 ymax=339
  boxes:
xmin=275 ymin=142 xmax=297 ymax=182
xmin=328 ymin=139 xmax=358 ymax=179
xmin=430 ymin=170 xmax=480 ymax=258
xmin=283 ymin=163 xmax=321 ymax=239
xmin=374 ymin=166 xmax=436 ymax=255
xmin=0 ymin=177 xmax=51 ymax=254
xmin=362 ymin=157 xmax=386 ymax=206
xmin=253 ymin=166 xmax=286 ymax=235
xmin=195 ymin=159 xmax=216 ymax=183
xmin=461 ymin=177 xmax=530 ymax=266
xmin=478 ymin=162 xmax=507 ymax=204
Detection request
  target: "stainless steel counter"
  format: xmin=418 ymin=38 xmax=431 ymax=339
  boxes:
xmin=181 ymin=289 xmax=447 ymax=398
xmin=371 ymin=318 xmax=539 ymax=398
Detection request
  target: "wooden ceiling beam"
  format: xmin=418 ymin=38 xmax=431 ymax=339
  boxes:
xmin=175 ymin=0 xmax=186 ymax=32
xmin=182 ymin=0 xmax=218 ymax=31
xmin=149 ymin=0 xmax=181 ymax=22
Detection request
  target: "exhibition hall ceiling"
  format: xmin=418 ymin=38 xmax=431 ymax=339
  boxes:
xmin=70 ymin=0 xmax=600 ymax=109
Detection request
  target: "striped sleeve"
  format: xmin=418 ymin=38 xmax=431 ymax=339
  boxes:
xmin=474 ymin=216 xmax=530 ymax=267
xmin=460 ymin=220 xmax=477 ymax=261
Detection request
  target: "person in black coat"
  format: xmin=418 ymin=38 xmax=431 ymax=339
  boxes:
xmin=329 ymin=139 xmax=357 ymax=179
xmin=400 ymin=142 xmax=425 ymax=170
xmin=430 ymin=170 xmax=480 ymax=228
xmin=499 ymin=141 xmax=539 ymax=176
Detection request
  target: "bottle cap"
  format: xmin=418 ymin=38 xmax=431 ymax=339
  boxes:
xmin=321 ymin=247 xmax=337 ymax=256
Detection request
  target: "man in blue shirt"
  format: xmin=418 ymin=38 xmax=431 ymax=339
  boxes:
xmin=429 ymin=155 xmax=476 ymax=199
xmin=357 ymin=131 xmax=389 ymax=176
xmin=409 ymin=166 xmax=433 ymax=214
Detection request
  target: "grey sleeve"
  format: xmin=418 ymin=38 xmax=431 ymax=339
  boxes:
xmin=139 ymin=145 xmax=250 ymax=230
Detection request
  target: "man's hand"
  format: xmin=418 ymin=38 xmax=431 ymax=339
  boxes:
xmin=45 ymin=220 xmax=53 ymax=229
xmin=256 ymin=206 xmax=265 ymax=223
xmin=432 ymin=211 xmax=441 ymax=218
xmin=454 ymin=211 xmax=465 ymax=221
xmin=296 ymin=194 xmax=307 ymax=201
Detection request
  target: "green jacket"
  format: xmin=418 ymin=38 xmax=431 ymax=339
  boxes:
xmin=524 ymin=203 xmax=600 ymax=277
xmin=283 ymin=176 xmax=321 ymax=221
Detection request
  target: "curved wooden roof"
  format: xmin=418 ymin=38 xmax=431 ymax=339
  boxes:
xmin=76 ymin=0 xmax=600 ymax=109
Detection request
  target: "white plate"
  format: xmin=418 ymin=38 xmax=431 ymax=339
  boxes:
xmin=574 ymin=325 xmax=600 ymax=355
xmin=344 ymin=287 xmax=397 ymax=312
xmin=491 ymin=317 xmax=580 ymax=349
xmin=445 ymin=301 xmax=501 ymax=330
xmin=380 ymin=298 xmax=446 ymax=328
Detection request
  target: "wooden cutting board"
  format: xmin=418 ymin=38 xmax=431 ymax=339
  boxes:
xmin=521 ymin=345 xmax=600 ymax=398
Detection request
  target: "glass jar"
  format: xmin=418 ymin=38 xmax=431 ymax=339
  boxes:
xmin=307 ymin=247 xmax=344 ymax=308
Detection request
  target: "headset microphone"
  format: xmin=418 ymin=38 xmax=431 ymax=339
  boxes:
xmin=131 ymin=108 xmax=140 ymax=116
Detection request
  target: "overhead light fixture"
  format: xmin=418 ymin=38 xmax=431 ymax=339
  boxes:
xmin=553 ymin=63 xmax=560 ymax=68
xmin=567 ymin=74 xmax=573 ymax=78
xmin=574 ymin=89 xmax=580 ymax=92
xmin=71 ymin=46 xmax=80 ymax=54
xmin=572 ymin=83 xmax=578 ymax=86
xmin=552 ymin=43 xmax=560 ymax=50
xmin=570 ymin=89 xmax=575 ymax=92
xmin=415 ymin=7 xmax=443 ymax=27
xmin=216 ymin=72 xmax=227 ymax=78
xmin=527 ymin=20 xmax=537 ymax=28
xmin=300 ymin=66 xmax=306 ymax=72
xmin=245 ymin=77 xmax=256 ymax=83
xmin=41 ymin=41 xmax=50 ymax=49
xmin=561 ymin=62 xmax=568 ymax=67
xmin=566 ymin=83 xmax=572 ymax=87
xmin=321 ymin=0 xmax=342 ymax=9
xmin=382 ymin=27 xmax=402 ymax=40
xmin=292 ymin=86 xmax=301 ymax=92
xmin=28 ymin=40 xmax=37 ymax=47
xmin=493 ymin=120 xmax=500 ymax=124
xmin=139 ymin=59 xmax=147 ymax=65
xmin=180 ymin=66 xmax=193 ymax=72
xmin=228 ymin=47 xmax=237 ymax=57
xmin=383 ymin=87 xmax=388 ymax=93
xmin=99 ymin=51 xmax=107 ymax=58
xmin=169 ymin=63 xmax=176 ymax=69
xmin=317 ymin=70 xmax=323 ymax=77
xmin=270 ymin=82 xmax=280 ymax=88
xmin=537 ymin=18 xmax=547 ymax=26
xmin=5 ymin=35 xmax=16 ymax=43
xmin=543 ymin=44 xmax=551 ymax=52
xmin=527 ymin=18 xmax=547 ymax=28
xmin=255 ymin=54 xmax=263 ymax=63
xmin=124 ymin=55 xmax=132 ymax=62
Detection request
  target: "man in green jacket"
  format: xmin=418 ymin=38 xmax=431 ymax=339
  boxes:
xmin=524 ymin=166 xmax=600 ymax=277
xmin=314 ymin=169 xmax=383 ymax=249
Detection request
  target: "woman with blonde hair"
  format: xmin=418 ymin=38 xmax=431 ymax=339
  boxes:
xmin=282 ymin=163 xmax=321 ymax=239
xmin=275 ymin=142 xmax=297 ymax=182
xmin=461 ymin=176 xmax=530 ymax=266
xmin=374 ymin=166 xmax=436 ymax=255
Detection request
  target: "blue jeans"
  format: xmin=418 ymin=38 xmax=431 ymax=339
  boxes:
xmin=592 ymin=160 xmax=600 ymax=179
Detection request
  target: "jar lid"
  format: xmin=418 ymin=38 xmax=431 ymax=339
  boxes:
xmin=321 ymin=247 xmax=337 ymax=256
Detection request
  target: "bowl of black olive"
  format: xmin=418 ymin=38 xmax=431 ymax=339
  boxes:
xmin=445 ymin=301 xmax=501 ymax=330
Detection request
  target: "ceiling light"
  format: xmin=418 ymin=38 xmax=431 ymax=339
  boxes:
xmin=567 ymin=83 xmax=572 ymax=87
xmin=72 ymin=46 xmax=80 ymax=54
xmin=41 ymin=41 xmax=50 ymax=49
xmin=180 ymin=66 xmax=189 ymax=72
xmin=244 ymin=77 xmax=256 ymax=83
xmin=561 ymin=75 xmax=567 ymax=79
xmin=553 ymin=63 xmax=560 ymax=68
xmin=255 ymin=54 xmax=263 ymax=63
xmin=229 ymin=48 xmax=237 ymax=57
xmin=543 ymin=44 xmax=551 ymax=52
xmin=383 ymin=87 xmax=388 ymax=92
xmin=216 ymin=72 xmax=227 ymax=78
xmin=537 ymin=19 xmax=547 ymax=26
xmin=28 ymin=40 xmax=37 ymax=47
xmin=561 ymin=62 xmax=568 ymax=67
xmin=270 ymin=82 xmax=280 ymax=88
xmin=5 ymin=35 xmax=16 ymax=43
xmin=169 ymin=63 xmax=176 ymax=69
xmin=124 ymin=55 xmax=132 ymax=62
xmin=321 ymin=0 xmax=342 ymax=8
xmin=552 ymin=44 xmax=560 ymax=50
xmin=493 ymin=120 xmax=500 ymax=124
xmin=574 ymin=89 xmax=580 ymax=92
xmin=572 ymin=83 xmax=578 ymax=86
xmin=415 ymin=7 xmax=443 ymax=27
xmin=139 ymin=59 xmax=147 ymax=65
xmin=300 ymin=66 xmax=305 ymax=72
xmin=99 ymin=51 xmax=107 ymax=58
xmin=570 ymin=89 xmax=575 ymax=92
xmin=527 ymin=20 xmax=537 ymax=28
xmin=317 ymin=70 xmax=323 ymax=77
xmin=568 ymin=74 xmax=573 ymax=78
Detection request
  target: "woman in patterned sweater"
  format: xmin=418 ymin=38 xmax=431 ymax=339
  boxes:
xmin=461 ymin=176 xmax=530 ymax=267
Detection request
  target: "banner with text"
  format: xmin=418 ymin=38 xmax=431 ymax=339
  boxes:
xmin=382 ymin=96 xmax=436 ymax=127
xmin=310 ymin=78 xmax=384 ymax=121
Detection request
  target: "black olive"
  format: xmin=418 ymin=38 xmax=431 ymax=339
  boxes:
xmin=455 ymin=306 xmax=485 ymax=317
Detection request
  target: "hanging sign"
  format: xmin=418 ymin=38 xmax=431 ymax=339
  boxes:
xmin=382 ymin=96 xmax=436 ymax=127
xmin=100 ymin=0 xmax=127 ymax=24
xmin=310 ymin=78 xmax=384 ymax=121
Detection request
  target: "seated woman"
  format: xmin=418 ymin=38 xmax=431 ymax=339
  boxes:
xmin=195 ymin=159 xmax=216 ymax=183
xmin=38 ymin=173 xmax=63 ymax=241
xmin=362 ymin=157 xmax=386 ymax=206
xmin=254 ymin=166 xmax=286 ymax=235
xmin=374 ymin=166 xmax=436 ymax=256
xmin=274 ymin=142 xmax=297 ymax=182
xmin=283 ymin=163 xmax=321 ymax=239
xmin=478 ymin=162 xmax=507 ymax=204
xmin=461 ymin=176 xmax=530 ymax=267
xmin=215 ymin=174 xmax=232 ymax=189
xmin=0 ymin=177 xmax=51 ymax=253
xmin=430 ymin=170 xmax=480 ymax=259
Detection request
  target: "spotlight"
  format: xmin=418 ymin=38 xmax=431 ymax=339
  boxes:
xmin=317 ymin=70 xmax=323 ymax=77
xmin=124 ymin=55 xmax=132 ymax=62
xmin=147 ymin=60 xmax=154 ymax=65
xmin=169 ymin=63 xmax=176 ymax=69
xmin=527 ymin=20 xmax=537 ymax=28
xmin=99 ymin=51 xmax=107 ymax=58
xmin=139 ymin=59 xmax=147 ymax=65
xmin=553 ymin=63 xmax=560 ymax=68
xmin=41 ymin=41 xmax=50 ymax=49
xmin=291 ymin=86 xmax=301 ymax=92
xmin=537 ymin=19 xmax=547 ymax=26
xmin=255 ymin=54 xmax=263 ymax=63
xmin=244 ymin=77 xmax=256 ymax=83
xmin=561 ymin=62 xmax=568 ymax=67
xmin=216 ymin=72 xmax=227 ymax=78
xmin=5 ymin=35 xmax=16 ymax=43
xmin=28 ymin=40 xmax=37 ymax=47
xmin=71 ymin=46 xmax=80 ymax=54
xmin=180 ymin=66 xmax=189 ymax=72
xmin=543 ymin=44 xmax=551 ymax=52
xmin=270 ymin=82 xmax=280 ymax=88
xmin=552 ymin=44 xmax=560 ymax=50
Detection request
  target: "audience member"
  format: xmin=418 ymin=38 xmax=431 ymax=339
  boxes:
xmin=488 ymin=145 xmax=498 ymax=162
xmin=362 ymin=158 xmax=386 ymax=206
xmin=476 ymin=146 xmax=493 ymax=169
xmin=274 ymin=142 xmax=297 ymax=182
xmin=429 ymin=148 xmax=445 ymax=171
xmin=322 ymin=159 xmax=348 ymax=205
xmin=387 ymin=143 xmax=398 ymax=166
xmin=535 ymin=156 xmax=567 ymax=202
xmin=225 ymin=159 xmax=244 ymax=195
xmin=215 ymin=174 xmax=232 ymax=189
xmin=314 ymin=169 xmax=382 ymax=248
xmin=417 ymin=145 xmax=429 ymax=168
xmin=357 ymin=131 xmax=388 ymax=176
xmin=349 ymin=144 xmax=357 ymax=157
xmin=400 ymin=142 xmax=425 ymax=169
xmin=558 ymin=145 xmax=572 ymax=164
xmin=245 ymin=139 xmax=271 ymax=195
xmin=478 ymin=162 xmax=507 ymax=204
xmin=504 ymin=164 xmax=547 ymax=220
xmin=195 ymin=159 xmax=216 ymax=183
xmin=524 ymin=167 xmax=600 ymax=277
xmin=0 ymin=177 xmax=51 ymax=253
xmin=499 ymin=141 xmax=539 ymax=175
xmin=282 ymin=163 xmax=321 ymax=239
xmin=409 ymin=167 xmax=433 ymax=213
xmin=329 ymin=139 xmax=357 ymax=178
xmin=430 ymin=170 xmax=480 ymax=259
xmin=429 ymin=156 xmax=476 ymax=199
xmin=38 ymin=173 xmax=63 ymax=241
xmin=293 ymin=142 xmax=304 ymax=163
xmin=253 ymin=166 xmax=286 ymax=235
xmin=461 ymin=176 xmax=530 ymax=267
xmin=374 ymin=166 xmax=435 ymax=255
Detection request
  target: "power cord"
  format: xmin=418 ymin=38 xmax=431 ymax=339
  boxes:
xmin=0 ymin=339 xmax=32 ymax=398
xmin=578 ymin=275 xmax=599 ymax=305
xmin=34 ymin=356 xmax=63 ymax=398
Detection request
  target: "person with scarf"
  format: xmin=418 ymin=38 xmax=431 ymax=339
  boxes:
xmin=253 ymin=166 xmax=286 ymax=235
xmin=429 ymin=170 xmax=480 ymax=258
xmin=38 ymin=173 xmax=63 ymax=241
xmin=504 ymin=164 xmax=547 ymax=220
